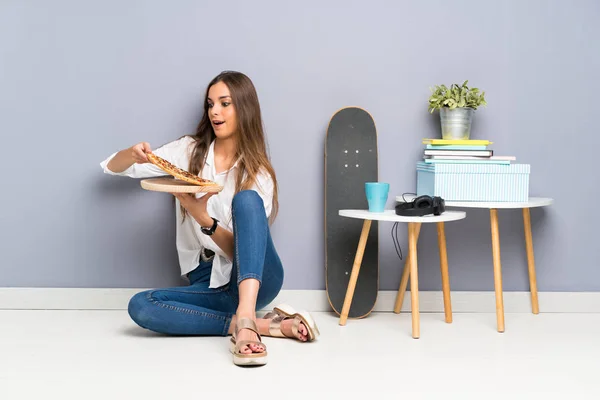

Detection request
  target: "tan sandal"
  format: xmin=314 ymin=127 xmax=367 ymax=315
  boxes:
xmin=230 ymin=318 xmax=267 ymax=366
xmin=263 ymin=303 xmax=320 ymax=342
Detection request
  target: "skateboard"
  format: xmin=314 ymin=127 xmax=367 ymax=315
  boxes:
xmin=325 ymin=106 xmax=379 ymax=319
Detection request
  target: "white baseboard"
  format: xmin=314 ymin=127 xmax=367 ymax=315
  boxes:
xmin=0 ymin=288 xmax=599 ymax=313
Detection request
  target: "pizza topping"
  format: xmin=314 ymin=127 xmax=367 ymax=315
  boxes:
xmin=146 ymin=152 xmax=220 ymax=187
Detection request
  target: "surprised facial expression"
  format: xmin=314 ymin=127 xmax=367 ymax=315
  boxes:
xmin=207 ymin=81 xmax=237 ymax=140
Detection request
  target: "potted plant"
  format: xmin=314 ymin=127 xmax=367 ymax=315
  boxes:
xmin=428 ymin=80 xmax=487 ymax=140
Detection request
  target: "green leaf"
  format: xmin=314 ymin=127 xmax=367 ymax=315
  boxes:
xmin=428 ymin=81 xmax=487 ymax=111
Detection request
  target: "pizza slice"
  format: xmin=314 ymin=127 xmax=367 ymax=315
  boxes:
xmin=146 ymin=153 xmax=220 ymax=187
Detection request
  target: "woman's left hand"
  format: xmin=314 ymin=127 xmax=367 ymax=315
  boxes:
xmin=172 ymin=192 xmax=216 ymax=226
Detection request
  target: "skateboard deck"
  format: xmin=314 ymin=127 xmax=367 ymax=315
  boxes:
xmin=325 ymin=107 xmax=378 ymax=318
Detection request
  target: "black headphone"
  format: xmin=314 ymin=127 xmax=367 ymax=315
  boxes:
xmin=395 ymin=195 xmax=446 ymax=217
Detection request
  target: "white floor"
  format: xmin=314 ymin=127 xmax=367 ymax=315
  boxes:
xmin=1 ymin=310 xmax=599 ymax=399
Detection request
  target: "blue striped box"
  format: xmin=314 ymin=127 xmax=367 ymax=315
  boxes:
xmin=416 ymin=162 xmax=530 ymax=202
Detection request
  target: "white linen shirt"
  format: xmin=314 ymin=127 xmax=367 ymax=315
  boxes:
xmin=99 ymin=136 xmax=274 ymax=288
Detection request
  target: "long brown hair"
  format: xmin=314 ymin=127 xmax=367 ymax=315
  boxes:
xmin=183 ymin=71 xmax=279 ymax=224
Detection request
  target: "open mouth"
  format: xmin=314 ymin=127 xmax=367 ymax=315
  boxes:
xmin=213 ymin=120 xmax=224 ymax=126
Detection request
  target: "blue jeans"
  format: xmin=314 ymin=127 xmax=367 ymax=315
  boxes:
xmin=127 ymin=190 xmax=284 ymax=336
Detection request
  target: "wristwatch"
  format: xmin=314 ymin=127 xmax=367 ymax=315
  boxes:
xmin=201 ymin=217 xmax=219 ymax=236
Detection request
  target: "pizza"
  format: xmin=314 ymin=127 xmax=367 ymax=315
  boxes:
xmin=146 ymin=153 xmax=220 ymax=187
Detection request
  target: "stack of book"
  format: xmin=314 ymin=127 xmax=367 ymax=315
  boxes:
xmin=421 ymin=138 xmax=515 ymax=165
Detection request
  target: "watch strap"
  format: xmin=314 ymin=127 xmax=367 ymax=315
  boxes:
xmin=201 ymin=217 xmax=218 ymax=235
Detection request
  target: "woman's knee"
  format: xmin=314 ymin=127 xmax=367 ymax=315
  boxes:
xmin=232 ymin=190 xmax=264 ymax=213
xmin=127 ymin=290 xmax=153 ymax=329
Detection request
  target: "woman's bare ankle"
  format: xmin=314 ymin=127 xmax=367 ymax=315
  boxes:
xmin=235 ymin=306 xmax=256 ymax=319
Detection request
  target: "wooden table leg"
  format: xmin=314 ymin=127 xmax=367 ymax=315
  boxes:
xmin=522 ymin=208 xmax=540 ymax=314
xmin=408 ymin=222 xmax=421 ymax=339
xmin=339 ymin=219 xmax=372 ymax=326
xmin=437 ymin=222 xmax=453 ymax=323
xmin=490 ymin=209 xmax=505 ymax=333
xmin=393 ymin=223 xmax=422 ymax=314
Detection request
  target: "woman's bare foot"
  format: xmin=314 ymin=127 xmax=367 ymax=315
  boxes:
xmin=279 ymin=318 xmax=309 ymax=342
xmin=230 ymin=312 xmax=265 ymax=355
xmin=254 ymin=316 xmax=309 ymax=342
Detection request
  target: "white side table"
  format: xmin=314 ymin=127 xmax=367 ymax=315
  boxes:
xmin=395 ymin=196 xmax=553 ymax=333
xmin=338 ymin=209 xmax=466 ymax=338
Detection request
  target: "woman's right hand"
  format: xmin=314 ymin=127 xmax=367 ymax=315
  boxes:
xmin=130 ymin=142 xmax=152 ymax=164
